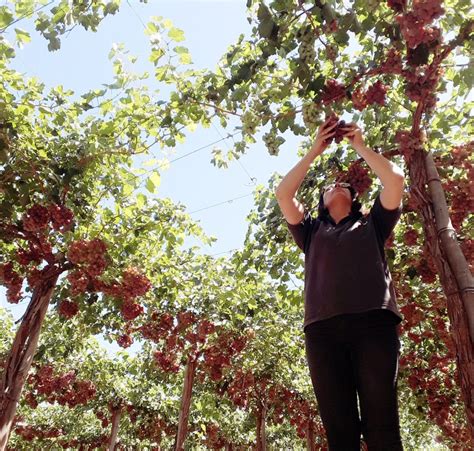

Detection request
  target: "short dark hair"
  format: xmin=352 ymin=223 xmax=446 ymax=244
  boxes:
xmin=317 ymin=184 xmax=363 ymax=221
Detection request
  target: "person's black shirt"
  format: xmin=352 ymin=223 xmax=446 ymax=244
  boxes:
xmin=285 ymin=191 xmax=403 ymax=332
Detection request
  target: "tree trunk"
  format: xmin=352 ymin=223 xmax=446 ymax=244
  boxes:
xmin=0 ymin=269 xmax=59 ymax=450
xmin=108 ymin=406 xmax=122 ymax=450
xmin=174 ymin=352 xmax=197 ymax=451
xmin=255 ymin=399 xmax=267 ymax=451
xmin=408 ymin=145 xmax=474 ymax=446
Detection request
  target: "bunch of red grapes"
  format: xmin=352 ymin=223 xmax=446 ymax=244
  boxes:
xmin=380 ymin=47 xmax=404 ymax=75
xmin=0 ymin=261 xmax=23 ymax=304
xmin=22 ymin=203 xmax=73 ymax=234
xmin=202 ymin=422 xmax=228 ymax=449
xmin=323 ymin=113 xmax=347 ymax=145
xmin=13 ymin=424 xmax=62 ymax=442
xmin=58 ymin=299 xmax=80 ymax=319
xmin=394 ymin=0 xmax=444 ymax=49
xmin=338 ymin=160 xmax=372 ymax=196
xmin=25 ymin=364 xmax=96 ymax=409
xmin=200 ymin=329 xmax=248 ymax=382
xmin=140 ymin=310 xmax=250 ymax=382
xmin=93 ymin=266 xmax=152 ymax=323
xmin=321 ymin=79 xmax=347 ymax=105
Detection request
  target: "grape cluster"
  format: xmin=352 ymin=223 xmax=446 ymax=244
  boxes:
xmin=416 ymin=256 xmax=437 ymax=284
xmin=58 ymin=299 xmax=79 ymax=319
xmin=201 ymin=330 xmax=248 ymax=381
xmin=0 ymin=262 xmax=23 ymax=304
xmin=121 ymin=267 xmax=152 ymax=300
xmin=241 ymin=111 xmax=258 ymax=135
xmin=263 ymin=130 xmax=285 ymax=156
xmin=380 ymin=48 xmax=404 ymax=75
xmin=135 ymin=416 xmax=174 ymax=442
xmin=217 ymin=366 xmax=322 ymax=441
xmin=203 ymin=423 xmax=227 ymax=449
xmin=176 ymin=310 xmax=198 ymax=332
xmin=460 ymin=239 xmax=473 ymax=273
xmin=22 ymin=203 xmax=74 ymax=234
xmin=117 ymin=333 xmax=134 ymax=348
xmin=323 ymin=113 xmax=347 ymax=145
xmin=325 ymin=43 xmax=338 ymax=62
xmin=121 ymin=298 xmax=145 ymax=322
xmin=49 ymin=204 xmax=74 ymax=232
xmin=395 ymin=0 xmax=445 ymax=49
xmin=345 ymin=160 xmax=372 ymax=195
xmin=395 ymin=129 xmax=423 ymax=164
xmin=26 ymin=267 xmax=49 ymax=290
xmin=298 ymin=28 xmax=316 ymax=65
xmin=67 ymin=269 xmax=89 ymax=296
xmin=153 ymin=349 xmax=181 ymax=373
xmin=22 ymin=205 xmax=50 ymax=232
xmin=451 ymin=141 xmax=473 ymax=170
xmin=449 ymin=180 xmax=471 ymax=231
xmin=365 ymin=80 xmax=388 ymax=106
xmin=14 ymin=424 xmax=62 ymax=442
xmin=403 ymin=229 xmax=419 ymax=246
xmin=387 ymin=0 xmax=406 ymax=13
xmin=16 ymin=242 xmax=42 ymax=266
xmin=351 ymin=87 xmax=368 ymax=111
xmin=26 ymin=364 xmax=96 ymax=409
xmin=302 ymin=102 xmax=319 ymax=129
xmin=321 ymin=79 xmax=347 ymax=105
xmin=139 ymin=312 xmax=174 ymax=342
xmin=68 ymin=238 xmax=107 ymax=276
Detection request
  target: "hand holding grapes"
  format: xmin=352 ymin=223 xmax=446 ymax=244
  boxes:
xmin=311 ymin=117 xmax=338 ymax=155
xmin=340 ymin=122 xmax=366 ymax=152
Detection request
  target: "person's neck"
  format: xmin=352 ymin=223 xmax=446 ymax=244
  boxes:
xmin=328 ymin=206 xmax=351 ymax=224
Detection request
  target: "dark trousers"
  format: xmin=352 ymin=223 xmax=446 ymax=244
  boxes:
xmin=304 ymin=309 xmax=403 ymax=451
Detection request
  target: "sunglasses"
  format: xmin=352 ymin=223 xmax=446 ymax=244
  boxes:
xmin=323 ymin=182 xmax=351 ymax=193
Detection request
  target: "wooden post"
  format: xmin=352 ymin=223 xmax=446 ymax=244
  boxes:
xmin=408 ymin=145 xmax=474 ymax=445
xmin=0 ymin=271 xmax=59 ymax=450
xmin=174 ymin=353 xmax=197 ymax=451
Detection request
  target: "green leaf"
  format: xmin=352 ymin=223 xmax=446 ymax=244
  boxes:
xmin=168 ymin=27 xmax=185 ymax=42
xmin=14 ymin=28 xmax=31 ymax=47
xmin=146 ymin=171 xmax=161 ymax=193
xmin=0 ymin=6 xmax=14 ymax=29
xmin=149 ymin=171 xmax=161 ymax=189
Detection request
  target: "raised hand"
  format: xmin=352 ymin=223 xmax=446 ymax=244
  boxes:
xmin=340 ymin=122 xmax=366 ymax=151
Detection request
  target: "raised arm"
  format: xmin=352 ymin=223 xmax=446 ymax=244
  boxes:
xmin=275 ymin=117 xmax=337 ymax=224
xmin=341 ymin=123 xmax=405 ymax=210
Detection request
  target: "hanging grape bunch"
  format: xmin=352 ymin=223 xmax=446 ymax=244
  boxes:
xmin=323 ymin=113 xmax=347 ymax=145
xmin=297 ymin=26 xmax=316 ymax=65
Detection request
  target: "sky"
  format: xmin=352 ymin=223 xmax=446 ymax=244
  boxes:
xmin=0 ymin=0 xmax=468 ymax=355
xmin=1 ymin=0 xmax=313 ymax=355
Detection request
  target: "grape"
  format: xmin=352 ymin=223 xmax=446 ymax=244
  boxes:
xmin=365 ymin=80 xmax=388 ymax=106
xmin=117 ymin=333 xmax=133 ymax=348
xmin=381 ymin=48 xmax=404 ymax=75
xmin=58 ymin=299 xmax=79 ymax=319
xmin=49 ymin=204 xmax=74 ymax=233
xmin=403 ymin=228 xmax=419 ymax=246
xmin=121 ymin=298 xmax=144 ymax=321
xmin=351 ymin=87 xmax=368 ymax=111
xmin=321 ymin=79 xmax=347 ymax=105
xmin=302 ymin=102 xmax=320 ymax=129
xmin=22 ymin=204 xmax=50 ymax=232
xmin=387 ymin=0 xmax=407 ymax=13
xmin=241 ymin=110 xmax=259 ymax=135
xmin=263 ymin=130 xmax=285 ymax=156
